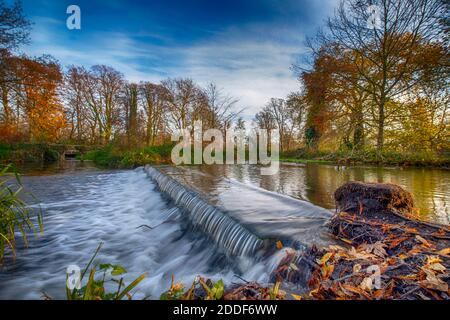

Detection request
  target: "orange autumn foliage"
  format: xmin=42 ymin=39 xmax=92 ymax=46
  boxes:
xmin=13 ymin=56 xmax=66 ymax=142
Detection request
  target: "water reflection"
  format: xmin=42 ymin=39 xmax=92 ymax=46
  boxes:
xmin=215 ymin=164 xmax=449 ymax=225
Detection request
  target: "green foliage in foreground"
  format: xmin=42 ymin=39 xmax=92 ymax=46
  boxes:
xmin=66 ymin=243 xmax=147 ymax=300
xmin=0 ymin=164 xmax=43 ymax=264
xmin=160 ymin=275 xmax=225 ymax=300
xmin=83 ymin=143 xmax=174 ymax=168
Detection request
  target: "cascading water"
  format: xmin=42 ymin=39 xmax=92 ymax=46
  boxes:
xmin=144 ymin=166 xmax=266 ymax=257
xmin=0 ymin=166 xmax=284 ymax=300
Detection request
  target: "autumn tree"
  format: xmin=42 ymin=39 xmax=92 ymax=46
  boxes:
xmin=161 ymin=78 xmax=203 ymax=131
xmin=77 ymin=65 xmax=124 ymax=144
xmin=302 ymin=50 xmax=334 ymax=150
xmin=64 ymin=66 xmax=91 ymax=143
xmin=203 ymin=83 xmax=239 ymax=132
xmin=324 ymin=0 xmax=447 ymax=154
xmin=140 ymin=82 xmax=168 ymax=146
xmin=122 ymin=83 xmax=139 ymax=147
xmin=0 ymin=0 xmax=30 ymax=140
xmin=13 ymin=55 xmax=65 ymax=142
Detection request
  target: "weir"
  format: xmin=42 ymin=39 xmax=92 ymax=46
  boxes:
xmin=145 ymin=165 xmax=335 ymax=257
xmin=145 ymin=166 xmax=265 ymax=257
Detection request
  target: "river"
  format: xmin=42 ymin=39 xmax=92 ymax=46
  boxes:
xmin=0 ymin=161 xmax=448 ymax=299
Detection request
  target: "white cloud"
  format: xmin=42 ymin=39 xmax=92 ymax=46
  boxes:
xmin=177 ymin=38 xmax=303 ymax=119
xmin=25 ymin=17 xmax=308 ymax=120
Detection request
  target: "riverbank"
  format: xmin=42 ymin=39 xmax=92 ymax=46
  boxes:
xmin=0 ymin=143 xmax=174 ymax=168
xmin=281 ymin=149 xmax=450 ymax=168
xmin=81 ymin=144 xmax=173 ymax=168
xmin=0 ymin=143 xmax=60 ymax=164
xmin=2 ymin=143 xmax=449 ymax=169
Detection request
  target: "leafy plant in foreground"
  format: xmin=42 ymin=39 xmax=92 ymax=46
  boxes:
xmin=0 ymin=164 xmax=43 ymax=264
xmin=66 ymin=243 xmax=148 ymax=300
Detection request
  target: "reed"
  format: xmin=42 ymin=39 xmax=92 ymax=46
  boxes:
xmin=0 ymin=164 xmax=43 ymax=264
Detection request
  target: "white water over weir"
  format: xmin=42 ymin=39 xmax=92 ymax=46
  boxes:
xmin=145 ymin=166 xmax=265 ymax=257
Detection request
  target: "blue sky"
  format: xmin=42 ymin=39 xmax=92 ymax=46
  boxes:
xmin=20 ymin=0 xmax=338 ymax=118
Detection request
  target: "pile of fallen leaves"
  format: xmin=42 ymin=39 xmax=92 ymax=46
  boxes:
xmin=160 ymin=275 xmax=287 ymax=300
xmin=273 ymin=211 xmax=450 ymax=300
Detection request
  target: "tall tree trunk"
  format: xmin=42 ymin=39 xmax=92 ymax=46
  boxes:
xmin=353 ymin=108 xmax=364 ymax=152
xmin=377 ymin=97 xmax=386 ymax=156
xmin=1 ymin=86 xmax=11 ymax=125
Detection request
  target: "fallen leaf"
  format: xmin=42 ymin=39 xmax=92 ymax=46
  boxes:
xmin=321 ymin=264 xmax=335 ymax=280
xmin=361 ymin=242 xmax=387 ymax=258
xmin=415 ymin=235 xmax=433 ymax=248
xmin=426 ymin=263 xmax=446 ymax=272
xmin=347 ymin=247 xmax=375 ymax=260
xmin=291 ymin=293 xmax=302 ymax=300
xmin=339 ymin=238 xmax=353 ymax=245
xmin=318 ymin=252 xmax=333 ymax=265
xmin=353 ymin=264 xmax=362 ymax=273
xmin=397 ymin=274 xmax=418 ymax=281
xmin=342 ymin=284 xmax=372 ymax=299
xmin=426 ymin=256 xmax=442 ymax=265
xmin=437 ymin=248 xmax=450 ymax=256
xmin=388 ymin=236 xmax=408 ymax=248
xmin=420 ymin=275 xmax=448 ymax=292
xmin=328 ymin=245 xmax=345 ymax=251
xmin=359 ymin=277 xmax=373 ymax=292
xmin=276 ymin=241 xmax=283 ymax=250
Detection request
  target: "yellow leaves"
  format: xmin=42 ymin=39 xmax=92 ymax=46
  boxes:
xmin=353 ymin=264 xmax=362 ymax=273
xmin=427 ymin=263 xmax=446 ymax=272
xmin=317 ymin=252 xmax=334 ymax=265
xmin=316 ymin=252 xmax=336 ymax=280
xmin=397 ymin=274 xmax=418 ymax=281
xmin=398 ymin=253 xmax=408 ymax=260
xmin=321 ymin=264 xmax=335 ymax=280
xmin=437 ymin=248 xmax=450 ymax=256
xmin=426 ymin=256 xmax=442 ymax=265
xmin=276 ymin=241 xmax=283 ymax=250
xmin=424 ymin=256 xmax=446 ymax=273
xmin=171 ymin=282 xmax=185 ymax=292
xmin=339 ymin=237 xmax=353 ymax=245
xmin=291 ymin=293 xmax=302 ymax=300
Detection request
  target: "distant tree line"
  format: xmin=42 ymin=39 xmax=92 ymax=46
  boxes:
xmin=1 ymin=0 xmax=449 ymax=160
xmin=0 ymin=1 xmax=241 ymax=146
